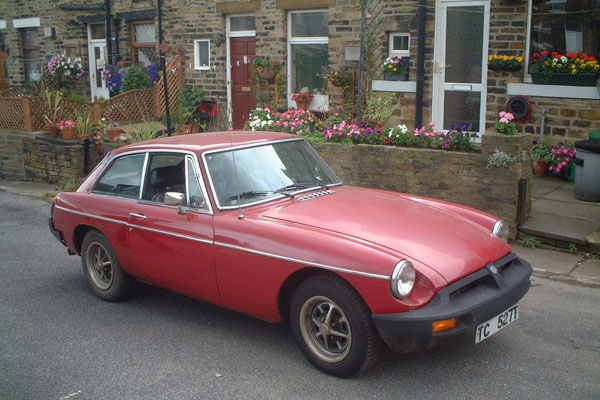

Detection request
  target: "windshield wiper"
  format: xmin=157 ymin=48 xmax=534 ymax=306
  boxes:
xmin=225 ymin=191 xmax=269 ymax=201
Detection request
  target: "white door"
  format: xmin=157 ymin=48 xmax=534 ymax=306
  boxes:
xmin=432 ymin=1 xmax=489 ymax=134
xmin=88 ymin=24 xmax=110 ymax=100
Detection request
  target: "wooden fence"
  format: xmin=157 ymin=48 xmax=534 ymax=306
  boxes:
xmin=0 ymin=56 xmax=183 ymax=132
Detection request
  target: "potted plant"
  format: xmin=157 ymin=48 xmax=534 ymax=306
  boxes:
xmin=251 ymin=56 xmax=280 ymax=81
xmin=495 ymin=111 xmax=518 ymax=135
xmin=531 ymin=139 xmax=552 ymax=176
xmin=42 ymin=90 xmax=63 ymax=137
xmin=488 ymin=54 xmax=523 ymax=71
xmin=291 ymin=92 xmax=314 ymax=110
xmin=75 ymin=113 xmax=94 ymax=141
xmin=57 ymin=120 xmax=76 ymax=140
xmin=382 ymin=55 xmax=409 ymax=81
xmin=529 ymin=51 xmax=599 ymax=86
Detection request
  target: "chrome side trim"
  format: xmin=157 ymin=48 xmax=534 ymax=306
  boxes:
xmin=215 ymin=241 xmax=390 ymax=280
xmin=55 ymin=205 xmax=128 ymax=226
xmin=56 ymin=206 xmax=212 ymax=245
xmin=56 ymin=205 xmax=388 ymax=280
xmin=128 ymin=223 xmax=213 ymax=245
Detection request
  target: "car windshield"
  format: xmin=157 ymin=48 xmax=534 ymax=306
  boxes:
xmin=205 ymin=139 xmax=340 ymax=208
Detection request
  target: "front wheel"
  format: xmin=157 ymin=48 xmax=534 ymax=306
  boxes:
xmin=81 ymin=230 xmax=133 ymax=301
xmin=290 ymin=274 xmax=380 ymax=377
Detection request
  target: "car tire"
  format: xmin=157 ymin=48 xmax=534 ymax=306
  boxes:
xmin=290 ymin=274 xmax=381 ymax=377
xmin=81 ymin=230 xmax=134 ymax=302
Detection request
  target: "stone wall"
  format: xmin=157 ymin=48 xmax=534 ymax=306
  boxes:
xmin=0 ymin=131 xmax=103 ymax=183
xmin=311 ymin=134 xmax=533 ymax=240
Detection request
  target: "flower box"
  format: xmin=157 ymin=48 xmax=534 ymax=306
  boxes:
xmin=530 ymin=72 xmax=599 ymax=87
xmin=488 ymin=65 xmax=522 ymax=72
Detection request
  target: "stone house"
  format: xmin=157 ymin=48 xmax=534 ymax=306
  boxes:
xmin=0 ymin=0 xmax=598 ymax=139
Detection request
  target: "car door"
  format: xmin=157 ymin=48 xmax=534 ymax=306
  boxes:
xmin=127 ymin=152 xmax=219 ymax=302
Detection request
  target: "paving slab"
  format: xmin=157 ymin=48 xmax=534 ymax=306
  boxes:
xmin=543 ymin=187 xmax=600 ymax=205
xmin=512 ymin=244 xmax=580 ymax=275
xmin=531 ymin=198 xmax=600 ymax=221
xmin=531 ymin=176 xmax=569 ymax=199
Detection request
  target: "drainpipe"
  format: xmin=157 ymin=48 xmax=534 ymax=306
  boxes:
xmin=158 ymin=0 xmax=172 ymax=136
xmin=415 ymin=0 xmax=426 ymax=129
xmin=356 ymin=0 xmax=367 ymax=125
xmin=539 ymin=108 xmax=547 ymax=140
xmin=104 ymin=0 xmax=112 ymax=65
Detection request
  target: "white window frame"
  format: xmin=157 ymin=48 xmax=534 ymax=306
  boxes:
xmin=194 ymin=40 xmax=210 ymax=71
xmin=389 ymin=33 xmax=410 ymax=57
xmin=287 ymin=9 xmax=329 ymax=111
xmin=228 ymin=14 xmax=256 ymax=38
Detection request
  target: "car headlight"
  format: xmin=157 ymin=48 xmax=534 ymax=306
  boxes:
xmin=493 ymin=220 xmax=509 ymax=242
xmin=391 ymin=260 xmax=416 ymax=299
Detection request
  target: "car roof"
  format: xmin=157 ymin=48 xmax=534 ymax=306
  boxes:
xmin=109 ymin=131 xmax=300 ymax=156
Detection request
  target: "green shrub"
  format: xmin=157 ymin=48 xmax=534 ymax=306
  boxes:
xmin=179 ymin=86 xmax=205 ymax=114
xmin=121 ymin=64 xmax=153 ymax=92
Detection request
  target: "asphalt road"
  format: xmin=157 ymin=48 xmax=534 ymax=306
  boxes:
xmin=1 ymin=191 xmax=599 ymax=400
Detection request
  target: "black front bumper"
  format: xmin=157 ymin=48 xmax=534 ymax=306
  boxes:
xmin=49 ymin=217 xmax=65 ymax=245
xmin=372 ymin=252 xmax=532 ymax=352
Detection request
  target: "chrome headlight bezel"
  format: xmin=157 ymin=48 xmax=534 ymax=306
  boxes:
xmin=390 ymin=260 xmax=416 ymax=299
xmin=493 ymin=220 xmax=509 ymax=242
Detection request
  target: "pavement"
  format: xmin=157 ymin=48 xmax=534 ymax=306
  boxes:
xmin=0 ymin=177 xmax=598 ymax=288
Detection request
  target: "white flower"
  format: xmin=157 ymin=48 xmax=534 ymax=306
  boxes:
xmin=560 ymin=56 xmax=567 ymax=63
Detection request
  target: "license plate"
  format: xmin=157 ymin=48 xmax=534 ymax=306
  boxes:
xmin=475 ymin=304 xmax=519 ymax=344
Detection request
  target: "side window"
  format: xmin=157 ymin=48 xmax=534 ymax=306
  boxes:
xmin=93 ymin=154 xmax=146 ymax=199
xmin=186 ymin=157 xmax=207 ymax=209
xmin=142 ymin=154 xmax=186 ymax=202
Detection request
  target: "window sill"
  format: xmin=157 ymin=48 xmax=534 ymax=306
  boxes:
xmin=507 ymin=83 xmax=599 ymax=100
xmin=372 ymin=80 xmax=416 ymax=93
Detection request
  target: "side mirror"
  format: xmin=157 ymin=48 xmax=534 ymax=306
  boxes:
xmin=164 ymin=192 xmax=185 ymax=206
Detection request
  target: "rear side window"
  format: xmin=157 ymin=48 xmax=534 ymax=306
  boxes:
xmin=93 ymin=154 xmax=146 ymax=199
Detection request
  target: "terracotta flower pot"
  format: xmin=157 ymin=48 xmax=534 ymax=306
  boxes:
xmin=296 ymin=101 xmax=309 ymax=111
xmin=79 ymin=134 xmax=91 ymax=141
xmin=61 ymin=126 xmax=76 ymax=140
xmin=533 ymin=160 xmax=548 ymax=177
xmin=95 ymin=141 xmax=104 ymax=155
xmin=105 ymin=127 xmax=123 ymax=142
xmin=48 ymin=125 xmax=60 ymax=138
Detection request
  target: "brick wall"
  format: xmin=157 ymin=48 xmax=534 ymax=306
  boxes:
xmin=0 ymin=131 xmax=103 ymax=183
xmin=311 ymin=133 xmax=533 ymax=240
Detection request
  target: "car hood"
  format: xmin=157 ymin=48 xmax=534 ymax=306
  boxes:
xmin=261 ymin=186 xmax=511 ymax=284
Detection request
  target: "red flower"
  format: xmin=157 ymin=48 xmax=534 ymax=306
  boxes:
xmin=385 ymin=137 xmax=391 ymax=144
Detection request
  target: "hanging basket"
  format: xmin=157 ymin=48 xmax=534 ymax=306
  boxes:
xmin=258 ymin=68 xmax=277 ymax=81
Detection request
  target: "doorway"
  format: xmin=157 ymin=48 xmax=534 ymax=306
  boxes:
xmin=432 ymin=1 xmax=489 ymax=134
xmin=88 ymin=23 xmax=110 ymax=101
xmin=227 ymin=15 xmax=257 ymax=130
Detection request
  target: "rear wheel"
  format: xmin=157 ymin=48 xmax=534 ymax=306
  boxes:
xmin=81 ymin=231 xmax=133 ymax=301
xmin=290 ymin=274 xmax=380 ymax=377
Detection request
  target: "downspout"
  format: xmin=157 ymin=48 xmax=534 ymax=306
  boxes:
xmin=104 ymin=0 xmax=112 ymax=65
xmin=415 ymin=0 xmax=426 ymax=129
xmin=158 ymin=0 xmax=172 ymax=136
xmin=113 ymin=18 xmax=121 ymax=63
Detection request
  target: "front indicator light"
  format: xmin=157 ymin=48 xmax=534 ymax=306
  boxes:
xmin=432 ymin=318 xmax=457 ymax=333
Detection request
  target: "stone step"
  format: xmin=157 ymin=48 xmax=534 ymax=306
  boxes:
xmin=519 ymin=210 xmax=600 ymax=255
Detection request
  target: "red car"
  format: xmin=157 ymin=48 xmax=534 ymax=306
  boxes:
xmin=50 ymin=132 xmax=532 ymax=377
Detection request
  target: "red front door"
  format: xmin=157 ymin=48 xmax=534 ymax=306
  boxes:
xmin=230 ymin=37 xmax=256 ymax=129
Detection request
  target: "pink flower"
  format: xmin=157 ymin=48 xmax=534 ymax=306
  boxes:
xmin=500 ymin=117 xmax=509 ymax=123
xmin=228 ymin=127 xmax=233 ymax=131
xmin=549 ymin=166 xmax=554 ymax=171
xmin=428 ymin=121 xmax=435 ymax=127
xmin=499 ymin=111 xmax=506 ymax=117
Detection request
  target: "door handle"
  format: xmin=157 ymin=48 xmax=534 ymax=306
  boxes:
xmin=129 ymin=213 xmax=147 ymax=220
